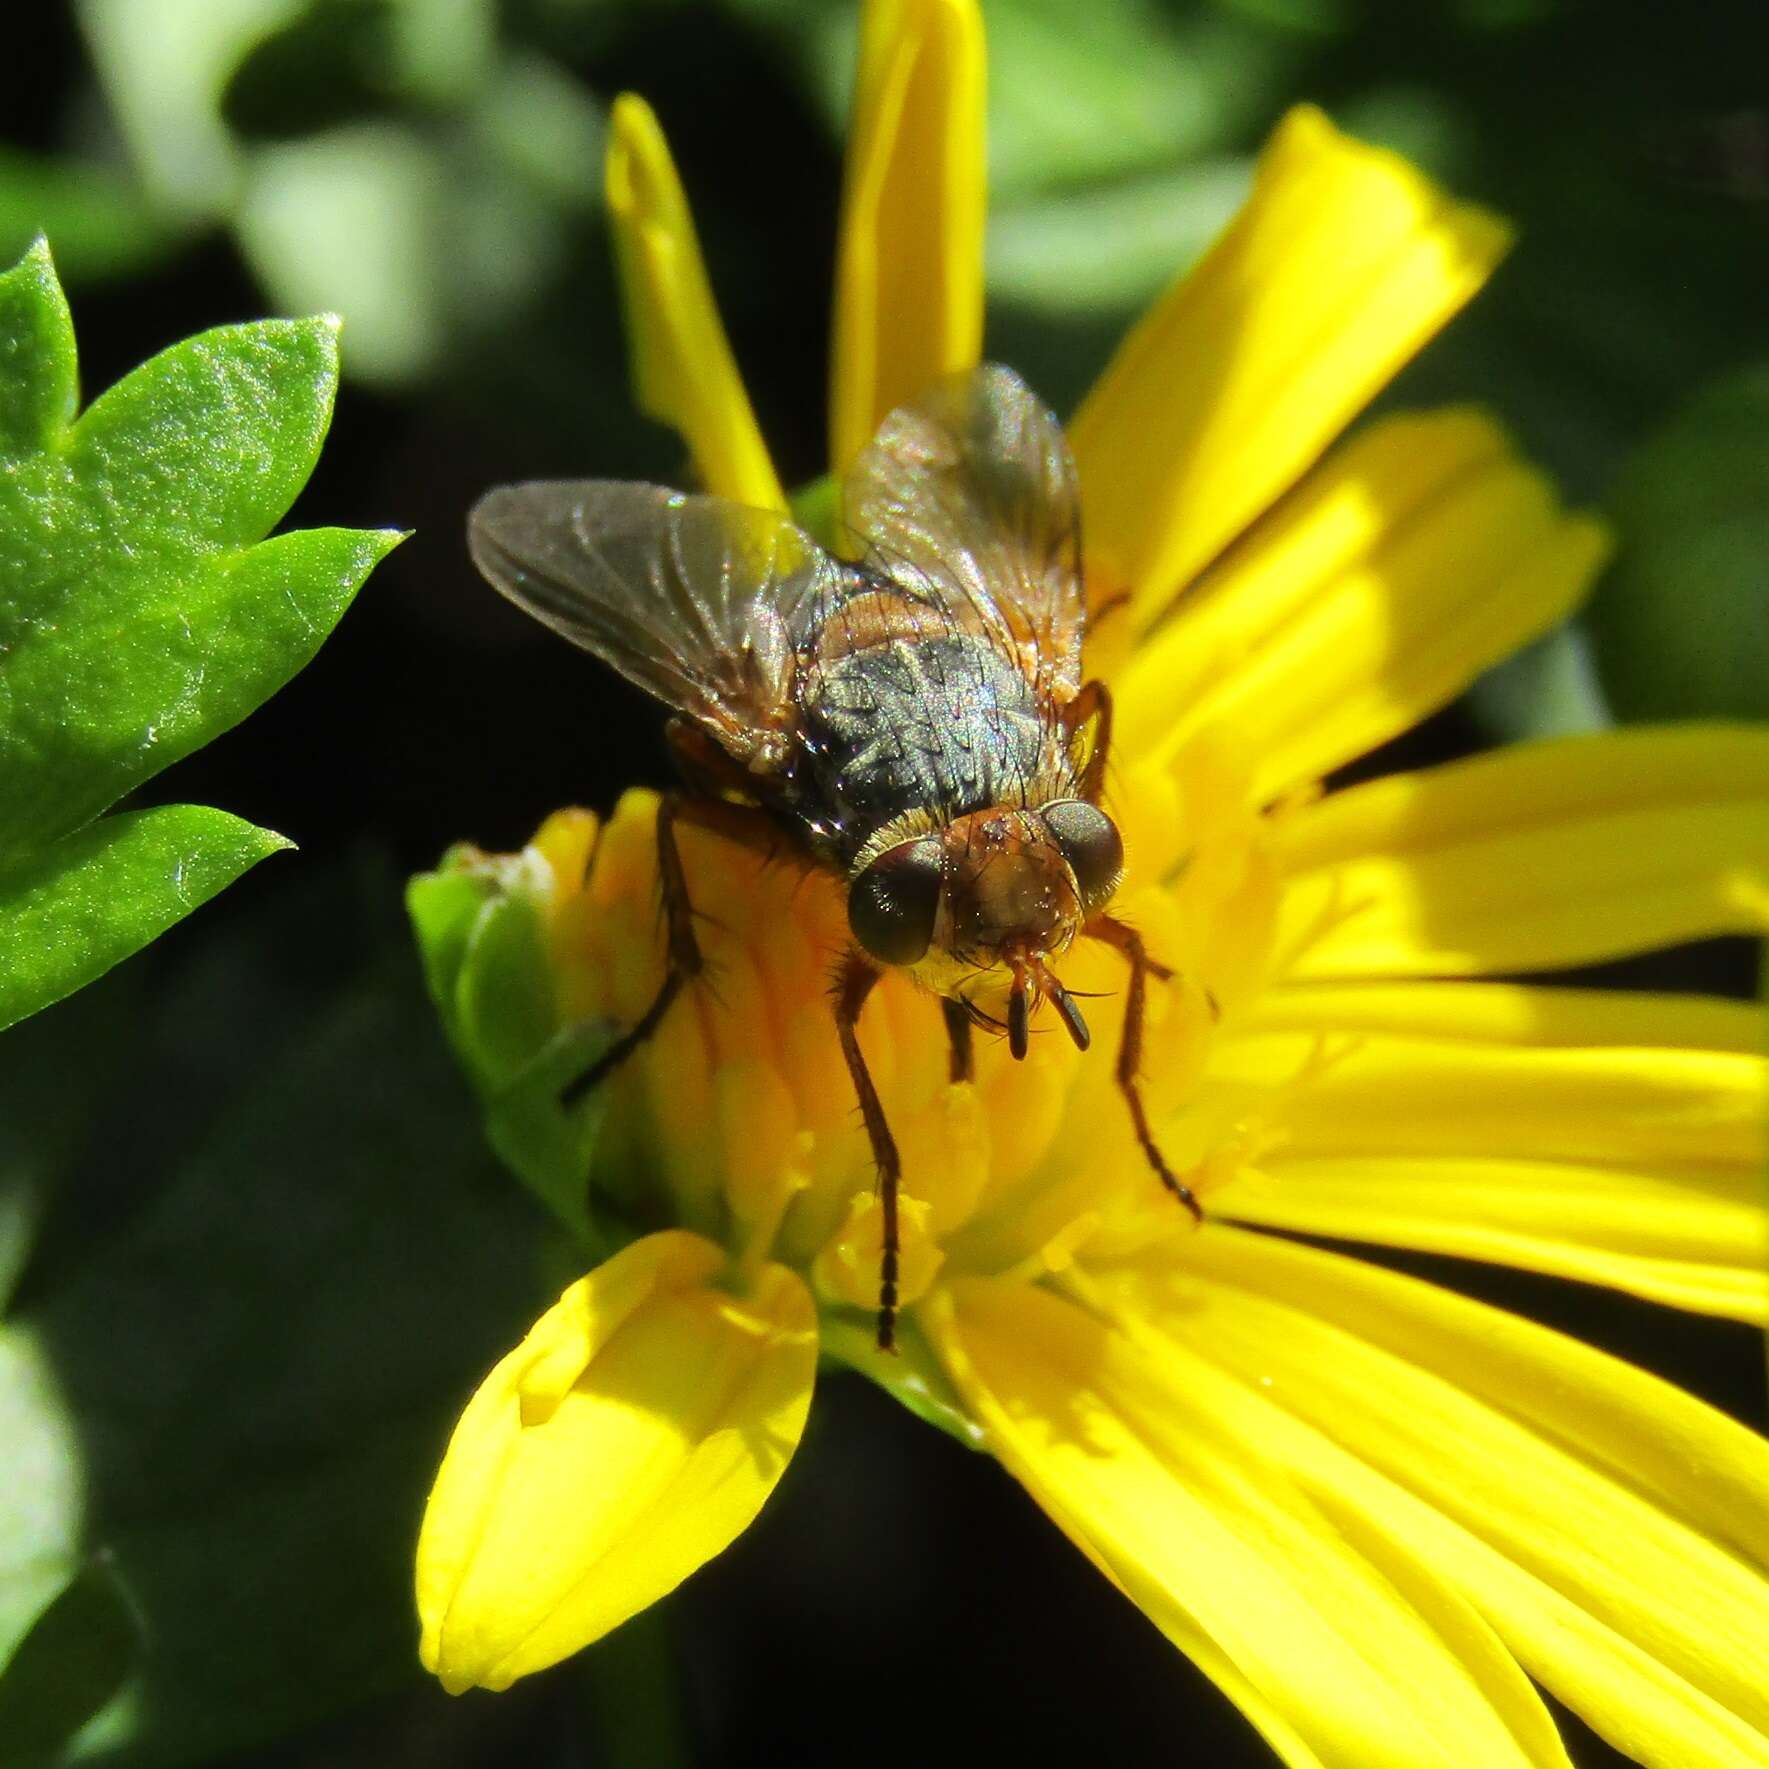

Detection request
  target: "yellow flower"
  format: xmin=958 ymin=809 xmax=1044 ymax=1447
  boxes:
xmin=416 ymin=1 xmax=1769 ymax=1761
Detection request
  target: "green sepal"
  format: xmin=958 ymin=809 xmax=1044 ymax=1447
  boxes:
xmin=408 ymin=852 xmax=609 ymax=1243
xmin=789 ymin=473 xmax=840 ymax=552
xmin=405 ymin=855 xmax=489 ymax=1049
xmin=820 ymin=1315 xmax=989 ymax=1453
xmin=453 ymin=876 xmax=561 ymax=1088
xmin=0 ymin=806 xmax=291 ymax=1034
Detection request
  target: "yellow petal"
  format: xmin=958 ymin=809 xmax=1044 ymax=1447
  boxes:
xmin=1090 ymin=1230 xmax=1769 ymax=1767
xmin=927 ymin=1274 xmax=1569 ymax=1769
xmin=1244 ymin=979 xmax=1768 ymax=1054
xmin=1272 ymin=724 xmax=1769 ymax=977
xmin=1218 ymin=1156 xmax=1768 ymax=1322
xmin=1218 ymin=979 xmax=1769 ymax=1316
xmin=1114 ymin=408 xmax=1608 ymax=801
xmin=1212 ymin=1020 xmax=1764 ymax=1171
xmin=417 ymin=1230 xmax=816 ymax=1692
xmin=1071 ymin=106 xmax=1512 ymax=632
xmin=529 ymin=806 xmax=600 ymax=901
xmin=605 ymin=94 xmax=785 ymax=510
xmin=829 ymin=0 xmax=985 ymax=477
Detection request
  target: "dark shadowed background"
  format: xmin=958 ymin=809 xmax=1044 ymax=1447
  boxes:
xmin=2 ymin=2 xmax=1766 ymax=1765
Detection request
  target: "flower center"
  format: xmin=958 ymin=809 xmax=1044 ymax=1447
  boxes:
xmin=537 ymin=724 xmax=1296 ymax=1321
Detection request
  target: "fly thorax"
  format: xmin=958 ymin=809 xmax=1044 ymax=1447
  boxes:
xmin=799 ymin=625 xmax=1050 ymax=857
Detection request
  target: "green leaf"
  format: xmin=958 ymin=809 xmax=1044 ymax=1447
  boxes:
xmin=0 ymin=239 xmax=76 ymax=459
xmin=56 ymin=1421 xmax=446 ymax=1764
xmin=0 ymin=806 xmax=290 ymax=1035
xmin=0 ymin=1554 xmax=80 ymax=1688
xmin=0 ymin=245 xmax=403 ymax=852
xmin=0 ymin=240 xmax=401 ymax=1030
xmin=234 ymin=77 xmax=601 ymax=390
xmin=236 ymin=126 xmax=449 ymax=388
xmin=787 ymin=0 xmax=1287 ymax=201
xmin=0 ymin=914 xmax=133 ymax=1317
xmin=65 ymin=317 xmax=340 ymax=549
xmin=4 ymin=517 xmax=391 ymax=857
xmin=221 ymin=0 xmax=497 ymax=135
xmin=982 ymin=0 xmax=1287 ymax=197
xmin=1588 ymin=364 xmax=1769 ymax=722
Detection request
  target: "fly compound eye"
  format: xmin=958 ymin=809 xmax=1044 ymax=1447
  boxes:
xmin=1041 ymin=799 xmax=1124 ymax=912
xmin=849 ymin=836 xmax=944 ymax=966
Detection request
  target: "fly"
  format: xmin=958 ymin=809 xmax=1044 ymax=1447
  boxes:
xmin=467 ymin=364 xmax=1202 ymax=1352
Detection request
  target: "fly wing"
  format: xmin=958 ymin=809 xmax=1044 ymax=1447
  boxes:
xmin=844 ymin=364 xmax=1085 ymax=698
xmin=469 ymin=481 xmax=850 ymax=766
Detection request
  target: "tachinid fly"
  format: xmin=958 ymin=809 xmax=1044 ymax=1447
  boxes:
xmin=468 ymin=364 xmax=1201 ymax=1352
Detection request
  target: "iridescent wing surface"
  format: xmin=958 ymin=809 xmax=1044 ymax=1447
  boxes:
xmin=843 ymin=364 xmax=1086 ymax=698
xmin=468 ymin=482 xmax=852 ymax=766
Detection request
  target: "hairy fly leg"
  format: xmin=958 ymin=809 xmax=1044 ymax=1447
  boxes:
xmin=1085 ymin=913 xmax=1204 ymax=1223
xmin=1063 ymin=678 xmax=1114 ymax=804
xmin=561 ymin=790 xmax=778 ymax=1106
xmin=832 ymin=951 xmax=902 ymax=1352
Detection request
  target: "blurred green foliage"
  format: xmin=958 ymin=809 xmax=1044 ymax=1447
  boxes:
xmin=0 ymin=875 xmax=545 ymax=1765
xmin=64 ymin=0 xmax=602 ymax=386
xmin=1593 ymin=365 xmax=1769 ymax=721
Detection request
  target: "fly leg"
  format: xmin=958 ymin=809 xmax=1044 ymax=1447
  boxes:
xmin=1064 ymin=678 xmax=1114 ymax=804
xmin=561 ymin=789 xmax=782 ymax=1106
xmin=832 ymin=951 xmax=902 ymax=1353
xmin=1086 ymin=913 xmax=1204 ymax=1222
xmin=562 ymin=793 xmax=701 ymax=1105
